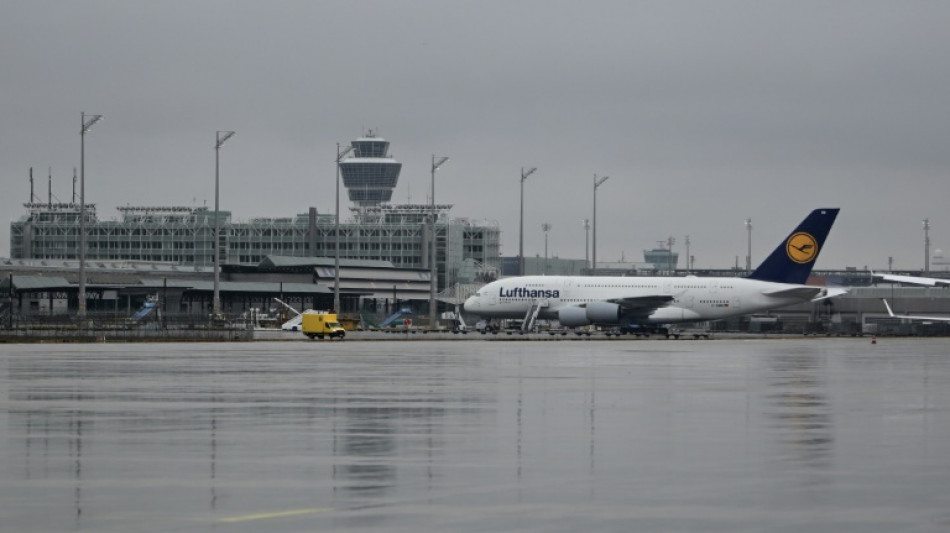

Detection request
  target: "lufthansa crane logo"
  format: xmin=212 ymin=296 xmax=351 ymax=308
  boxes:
xmin=786 ymin=232 xmax=819 ymax=264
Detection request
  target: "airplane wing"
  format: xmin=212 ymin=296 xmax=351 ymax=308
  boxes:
xmin=762 ymin=286 xmax=847 ymax=301
xmin=605 ymin=295 xmax=676 ymax=311
xmin=872 ymin=271 xmax=950 ymax=287
xmin=579 ymin=295 xmax=677 ymax=319
xmin=812 ymin=287 xmax=849 ymax=301
xmin=882 ymin=299 xmax=950 ymax=322
xmin=761 ymin=286 xmax=824 ymax=299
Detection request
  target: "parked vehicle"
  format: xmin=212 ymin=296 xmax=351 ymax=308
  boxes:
xmin=301 ymin=311 xmax=346 ymax=340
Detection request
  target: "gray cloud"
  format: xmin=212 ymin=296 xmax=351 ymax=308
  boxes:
xmin=2 ymin=1 xmax=949 ymax=271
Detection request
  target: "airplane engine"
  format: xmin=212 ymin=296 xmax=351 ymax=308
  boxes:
xmin=585 ymin=301 xmax=623 ymax=324
xmin=558 ymin=302 xmax=623 ymax=327
xmin=558 ymin=306 xmax=591 ymax=327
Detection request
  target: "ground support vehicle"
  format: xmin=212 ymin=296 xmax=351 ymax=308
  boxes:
xmin=302 ymin=311 xmax=346 ymax=340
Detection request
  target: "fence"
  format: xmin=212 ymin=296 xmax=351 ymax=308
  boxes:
xmin=0 ymin=312 xmax=253 ymax=342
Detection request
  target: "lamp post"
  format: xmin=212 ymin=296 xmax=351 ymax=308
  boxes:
xmin=923 ymin=218 xmax=931 ymax=274
xmin=334 ymin=143 xmax=353 ymax=313
xmin=685 ymin=235 xmax=691 ymax=272
xmin=213 ymin=130 xmax=235 ymax=316
xmin=542 ymin=223 xmax=552 ymax=275
xmin=519 ymin=167 xmax=537 ymax=276
xmin=78 ymin=112 xmax=102 ymax=320
xmin=744 ymin=218 xmax=753 ymax=273
xmin=667 ymin=236 xmax=676 ymax=274
xmin=592 ymin=174 xmax=609 ymax=273
xmin=429 ymin=155 xmax=449 ymax=329
xmin=582 ymin=218 xmax=590 ymax=271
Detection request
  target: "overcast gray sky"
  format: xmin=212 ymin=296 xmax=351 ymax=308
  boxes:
xmin=3 ymin=1 xmax=949 ymax=271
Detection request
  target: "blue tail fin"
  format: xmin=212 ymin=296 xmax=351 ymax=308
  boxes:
xmin=747 ymin=208 xmax=839 ymax=284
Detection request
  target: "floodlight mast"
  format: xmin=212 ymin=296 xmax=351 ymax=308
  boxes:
xmin=582 ymin=219 xmax=591 ymax=270
xmin=429 ymin=155 xmax=449 ymax=329
xmin=685 ymin=235 xmax=691 ymax=273
xmin=542 ymin=222 xmax=552 ymax=275
xmin=213 ymin=130 xmax=235 ymax=317
xmin=519 ymin=167 xmax=537 ymax=276
xmin=923 ymin=218 xmax=931 ymax=274
xmin=592 ymin=174 xmax=609 ymax=273
xmin=744 ymin=218 xmax=752 ymax=273
xmin=334 ymin=143 xmax=354 ymax=313
xmin=78 ymin=112 xmax=102 ymax=320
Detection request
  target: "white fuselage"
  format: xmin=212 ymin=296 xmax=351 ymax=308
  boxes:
xmin=463 ymin=275 xmax=824 ymax=324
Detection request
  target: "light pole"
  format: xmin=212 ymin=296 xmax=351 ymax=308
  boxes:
xmin=542 ymin=223 xmax=552 ymax=275
xmin=334 ymin=143 xmax=353 ymax=313
xmin=582 ymin=218 xmax=590 ymax=271
xmin=685 ymin=235 xmax=691 ymax=272
xmin=744 ymin=218 xmax=753 ymax=273
xmin=519 ymin=167 xmax=537 ymax=276
xmin=592 ymin=174 xmax=609 ymax=273
xmin=667 ymin=236 xmax=676 ymax=273
xmin=923 ymin=218 xmax=931 ymax=274
xmin=213 ymin=130 xmax=235 ymax=316
xmin=429 ymin=155 xmax=449 ymax=329
xmin=78 ymin=112 xmax=102 ymax=320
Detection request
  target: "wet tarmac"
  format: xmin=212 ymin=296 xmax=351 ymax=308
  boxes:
xmin=2 ymin=338 xmax=949 ymax=532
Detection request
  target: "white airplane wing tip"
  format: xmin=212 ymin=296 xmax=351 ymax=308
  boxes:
xmin=882 ymin=299 xmax=895 ymax=317
xmin=811 ymin=287 xmax=848 ymax=301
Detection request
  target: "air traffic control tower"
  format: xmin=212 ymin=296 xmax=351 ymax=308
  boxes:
xmin=339 ymin=132 xmax=402 ymax=207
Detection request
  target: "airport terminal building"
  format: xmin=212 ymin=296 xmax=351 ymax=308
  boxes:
xmin=8 ymin=134 xmax=500 ymax=318
xmin=7 ymin=133 xmax=950 ymax=334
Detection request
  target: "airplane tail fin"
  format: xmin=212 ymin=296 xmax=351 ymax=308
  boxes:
xmin=747 ymin=208 xmax=839 ymax=285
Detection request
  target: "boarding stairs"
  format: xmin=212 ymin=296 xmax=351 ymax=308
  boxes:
xmin=131 ymin=296 xmax=159 ymax=323
xmin=273 ymin=298 xmax=303 ymax=330
xmin=521 ymin=299 xmax=548 ymax=333
xmin=280 ymin=313 xmax=304 ymax=331
xmin=273 ymin=297 xmax=302 ymax=315
xmin=379 ymin=307 xmax=414 ymax=329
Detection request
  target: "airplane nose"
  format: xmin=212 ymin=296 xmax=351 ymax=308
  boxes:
xmin=463 ymin=295 xmax=478 ymax=312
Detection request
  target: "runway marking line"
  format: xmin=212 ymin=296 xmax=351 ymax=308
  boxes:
xmin=220 ymin=507 xmax=332 ymax=523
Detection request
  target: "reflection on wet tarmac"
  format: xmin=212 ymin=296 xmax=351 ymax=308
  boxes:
xmin=2 ymin=339 xmax=949 ymax=532
xmin=765 ymin=347 xmax=833 ymax=470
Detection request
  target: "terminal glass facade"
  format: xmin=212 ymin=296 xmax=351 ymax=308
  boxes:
xmin=11 ymin=204 xmax=499 ymax=291
xmin=9 ymin=133 xmax=500 ymax=291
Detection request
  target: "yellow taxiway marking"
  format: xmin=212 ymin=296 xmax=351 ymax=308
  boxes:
xmin=220 ymin=507 xmax=332 ymax=523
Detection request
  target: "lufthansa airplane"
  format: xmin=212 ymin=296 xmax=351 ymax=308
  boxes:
xmin=872 ymin=271 xmax=950 ymax=287
xmin=872 ymin=272 xmax=950 ymax=322
xmin=882 ymin=299 xmax=950 ymax=323
xmin=464 ymin=208 xmax=843 ymax=330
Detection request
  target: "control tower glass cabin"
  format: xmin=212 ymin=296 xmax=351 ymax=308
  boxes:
xmin=338 ymin=133 xmax=402 ymax=207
